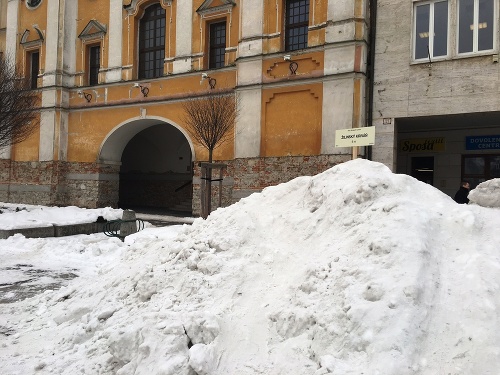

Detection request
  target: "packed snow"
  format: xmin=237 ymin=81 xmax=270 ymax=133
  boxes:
xmin=1 ymin=159 xmax=499 ymax=375
xmin=0 ymin=204 xmax=123 ymax=230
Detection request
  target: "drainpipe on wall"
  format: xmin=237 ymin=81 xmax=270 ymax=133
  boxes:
xmin=366 ymin=0 xmax=377 ymax=161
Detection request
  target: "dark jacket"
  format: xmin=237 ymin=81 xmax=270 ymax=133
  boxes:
xmin=454 ymin=186 xmax=470 ymax=204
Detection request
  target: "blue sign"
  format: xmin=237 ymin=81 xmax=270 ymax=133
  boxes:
xmin=466 ymin=135 xmax=500 ymax=150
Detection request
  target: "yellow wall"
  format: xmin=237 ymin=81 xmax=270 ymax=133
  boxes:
xmin=67 ymin=100 xmax=234 ymax=163
xmin=7 ymin=0 xmax=366 ymax=165
xmin=0 ymin=0 xmax=6 ymax=30
xmin=75 ymin=0 xmax=111 ymax=85
xmin=17 ymin=1 xmax=48 ymax=78
xmin=66 ymin=69 xmax=237 ymax=162
xmin=262 ymin=83 xmax=323 ymax=157
xmin=11 ymin=119 xmax=40 ymax=161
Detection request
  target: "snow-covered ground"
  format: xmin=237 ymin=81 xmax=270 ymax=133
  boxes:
xmin=1 ymin=159 xmax=499 ymax=375
xmin=0 ymin=204 xmax=123 ymax=230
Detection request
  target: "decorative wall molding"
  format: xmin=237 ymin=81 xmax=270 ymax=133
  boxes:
xmin=123 ymin=0 xmax=172 ymax=16
xmin=196 ymin=0 xmax=236 ymax=16
xmin=20 ymin=25 xmax=44 ymax=48
xmin=78 ymin=19 xmax=107 ymax=41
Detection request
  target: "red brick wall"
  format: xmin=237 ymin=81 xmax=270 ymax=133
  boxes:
xmin=1 ymin=155 xmax=349 ymax=214
xmin=191 ymin=154 xmax=349 ymax=216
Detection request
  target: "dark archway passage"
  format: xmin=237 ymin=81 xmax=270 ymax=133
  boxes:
xmin=119 ymin=124 xmax=193 ymax=214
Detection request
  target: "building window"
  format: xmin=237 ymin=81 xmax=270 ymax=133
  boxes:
xmin=209 ymin=21 xmax=226 ymax=69
xmin=88 ymin=45 xmax=100 ymax=86
xmin=458 ymin=0 xmax=494 ymax=54
xmin=28 ymin=50 xmax=39 ymax=89
xmin=462 ymin=154 xmax=500 ymax=188
xmin=285 ymin=0 xmax=309 ymax=51
xmin=27 ymin=0 xmax=42 ymax=9
xmin=138 ymin=4 xmax=165 ymax=79
xmin=414 ymin=1 xmax=449 ymax=60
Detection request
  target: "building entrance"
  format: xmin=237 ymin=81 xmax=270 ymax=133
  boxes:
xmin=119 ymin=124 xmax=193 ymax=213
xmin=411 ymin=156 xmax=434 ymax=185
xmin=396 ymin=112 xmax=500 ymax=199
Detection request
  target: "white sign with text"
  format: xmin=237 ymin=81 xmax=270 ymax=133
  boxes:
xmin=335 ymin=126 xmax=375 ymax=148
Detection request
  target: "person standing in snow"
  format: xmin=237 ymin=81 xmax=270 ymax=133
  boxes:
xmin=454 ymin=181 xmax=470 ymax=204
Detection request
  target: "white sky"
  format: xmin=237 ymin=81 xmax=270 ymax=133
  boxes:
xmin=0 ymin=159 xmax=499 ymax=375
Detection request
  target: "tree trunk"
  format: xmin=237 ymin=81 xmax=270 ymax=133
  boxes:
xmin=207 ymin=148 xmax=213 ymax=216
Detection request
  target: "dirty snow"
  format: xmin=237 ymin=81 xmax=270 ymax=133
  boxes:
xmin=0 ymin=159 xmax=499 ymax=375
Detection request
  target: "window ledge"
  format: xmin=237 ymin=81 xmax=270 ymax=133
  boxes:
xmin=411 ymin=51 xmax=499 ymax=65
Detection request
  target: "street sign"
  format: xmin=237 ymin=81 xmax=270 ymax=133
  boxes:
xmin=335 ymin=126 xmax=375 ymax=148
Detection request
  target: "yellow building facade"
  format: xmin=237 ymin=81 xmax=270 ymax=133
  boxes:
xmin=0 ymin=0 xmax=369 ymax=215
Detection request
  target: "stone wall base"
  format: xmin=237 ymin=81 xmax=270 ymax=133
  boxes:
xmin=192 ymin=154 xmax=349 ymax=216
xmin=0 ymin=161 xmax=120 ymax=209
xmin=1 ymin=155 xmax=349 ymax=216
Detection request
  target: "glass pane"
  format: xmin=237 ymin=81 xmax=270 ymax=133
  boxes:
xmin=458 ymin=0 xmax=474 ymax=53
xmin=433 ymin=1 xmax=448 ymax=57
xmin=139 ymin=4 xmax=165 ymax=78
xmin=478 ymin=0 xmax=493 ymax=50
xmin=469 ymin=178 xmax=485 ymax=189
xmin=464 ymin=156 xmax=485 ymax=174
xmin=209 ymin=22 xmax=226 ymax=69
xmin=415 ymin=4 xmax=430 ymax=59
xmin=490 ymin=156 xmax=500 ymax=178
xmin=286 ymin=0 xmax=309 ymax=51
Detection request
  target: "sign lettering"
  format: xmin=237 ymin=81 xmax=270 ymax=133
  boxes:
xmin=335 ymin=126 xmax=376 ymax=147
xmin=466 ymin=136 xmax=500 ymax=150
xmin=400 ymin=138 xmax=445 ymax=153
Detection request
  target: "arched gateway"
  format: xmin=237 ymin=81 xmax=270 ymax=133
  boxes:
xmin=99 ymin=117 xmax=195 ymax=214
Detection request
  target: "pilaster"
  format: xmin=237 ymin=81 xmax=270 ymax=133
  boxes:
xmin=173 ymin=0 xmax=193 ymax=73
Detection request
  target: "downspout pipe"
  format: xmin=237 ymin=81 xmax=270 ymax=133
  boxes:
xmin=366 ymin=0 xmax=377 ymax=161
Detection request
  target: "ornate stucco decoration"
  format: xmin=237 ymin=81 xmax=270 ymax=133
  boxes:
xmin=196 ymin=0 xmax=236 ymax=16
xmin=123 ymin=0 xmax=172 ymax=16
xmin=78 ymin=20 xmax=107 ymax=41
xmin=20 ymin=25 xmax=44 ymax=48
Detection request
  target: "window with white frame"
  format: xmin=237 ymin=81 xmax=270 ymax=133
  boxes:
xmin=414 ymin=1 xmax=449 ymax=60
xmin=458 ymin=0 xmax=495 ymax=54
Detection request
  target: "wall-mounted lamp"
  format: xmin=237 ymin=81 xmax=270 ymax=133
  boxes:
xmin=283 ymin=54 xmax=291 ymax=61
xmin=77 ymin=90 xmax=92 ymax=103
xmin=201 ymin=73 xmax=216 ymax=89
xmin=133 ymin=82 xmax=149 ymax=97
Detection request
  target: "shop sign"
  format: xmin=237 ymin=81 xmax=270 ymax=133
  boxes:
xmin=400 ymin=138 xmax=445 ymax=153
xmin=335 ymin=126 xmax=375 ymax=147
xmin=465 ymin=135 xmax=500 ymax=150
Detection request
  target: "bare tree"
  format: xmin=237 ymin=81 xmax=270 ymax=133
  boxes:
xmin=182 ymin=90 xmax=238 ymax=217
xmin=0 ymin=54 xmax=40 ymax=148
xmin=182 ymin=90 xmax=237 ymax=163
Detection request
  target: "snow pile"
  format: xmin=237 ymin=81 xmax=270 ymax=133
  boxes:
xmin=469 ymin=178 xmax=500 ymax=208
xmin=1 ymin=159 xmax=500 ymax=375
xmin=0 ymin=205 xmax=122 ymax=229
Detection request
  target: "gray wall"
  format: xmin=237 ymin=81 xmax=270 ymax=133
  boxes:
xmin=372 ymin=0 xmax=500 ymax=170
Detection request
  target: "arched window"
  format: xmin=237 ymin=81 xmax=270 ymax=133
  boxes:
xmin=138 ymin=4 xmax=165 ymax=79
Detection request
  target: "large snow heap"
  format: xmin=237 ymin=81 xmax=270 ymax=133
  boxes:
xmin=2 ymin=159 xmax=500 ymax=375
